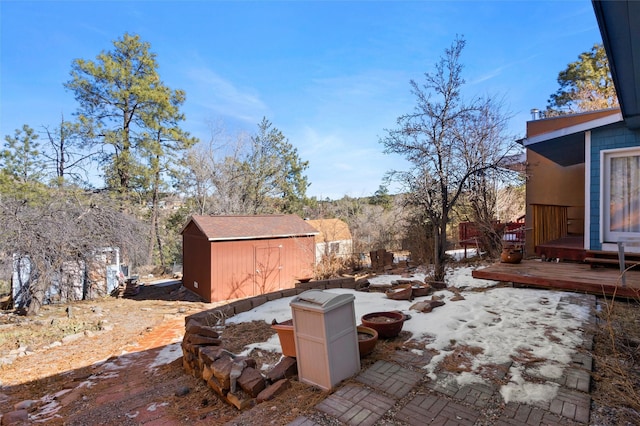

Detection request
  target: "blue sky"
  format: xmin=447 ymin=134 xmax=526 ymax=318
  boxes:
xmin=1 ymin=1 xmax=602 ymax=199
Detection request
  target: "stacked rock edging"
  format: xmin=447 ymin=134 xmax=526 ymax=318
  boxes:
xmin=182 ymin=277 xmax=359 ymax=410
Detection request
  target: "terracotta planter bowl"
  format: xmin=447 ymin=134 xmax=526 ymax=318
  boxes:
xmin=361 ymin=311 xmax=405 ymax=338
xmin=357 ymin=325 xmax=378 ymax=357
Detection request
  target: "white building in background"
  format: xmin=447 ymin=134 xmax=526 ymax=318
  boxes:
xmin=306 ymin=218 xmax=353 ymax=263
xmin=11 ymin=247 xmax=122 ymax=309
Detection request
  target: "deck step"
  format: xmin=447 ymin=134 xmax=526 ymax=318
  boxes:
xmin=584 ymin=249 xmax=640 ymax=269
xmin=583 ymin=257 xmax=640 ymax=267
xmin=586 ymin=250 xmax=640 ymax=260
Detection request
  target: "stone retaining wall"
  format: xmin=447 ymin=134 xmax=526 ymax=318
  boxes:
xmin=181 ymin=277 xmax=359 ymax=409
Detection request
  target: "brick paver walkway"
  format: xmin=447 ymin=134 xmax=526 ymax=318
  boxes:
xmin=315 ymin=385 xmax=395 ymax=426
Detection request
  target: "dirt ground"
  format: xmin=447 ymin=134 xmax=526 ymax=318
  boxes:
xmin=0 ymin=280 xmax=416 ymax=425
xmin=1 ymin=279 xmax=640 ymax=425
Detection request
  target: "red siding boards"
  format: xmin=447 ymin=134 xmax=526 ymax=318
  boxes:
xmin=182 ymin=215 xmax=317 ymax=303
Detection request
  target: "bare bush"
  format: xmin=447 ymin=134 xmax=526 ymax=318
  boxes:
xmin=313 ymin=254 xmax=355 ymax=280
xmin=592 ymin=290 xmax=640 ymax=424
xmin=0 ymin=189 xmax=148 ymax=315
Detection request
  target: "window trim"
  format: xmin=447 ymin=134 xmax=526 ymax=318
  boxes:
xmin=600 ymin=146 xmax=640 ymax=243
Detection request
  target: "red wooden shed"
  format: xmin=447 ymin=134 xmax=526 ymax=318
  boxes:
xmin=181 ymin=214 xmax=318 ymax=303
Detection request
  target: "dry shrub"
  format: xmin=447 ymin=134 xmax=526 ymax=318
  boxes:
xmin=441 ymin=345 xmax=484 ymax=373
xmin=592 ymin=293 xmax=640 ymax=423
xmin=511 ymin=348 xmax=547 ymax=366
xmin=313 ymin=254 xmax=354 ymax=280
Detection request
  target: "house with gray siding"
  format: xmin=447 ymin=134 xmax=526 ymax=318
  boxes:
xmin=519 ymin=1 xmax=640 ymax=259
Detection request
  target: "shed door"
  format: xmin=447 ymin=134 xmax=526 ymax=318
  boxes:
xmin=254 ymin=245 xmax=282 ymax=295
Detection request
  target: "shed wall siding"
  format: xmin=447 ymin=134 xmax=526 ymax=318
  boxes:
xmin=208 ymin=236 xmax=315 ymax=303
xmin=182 ymin=222 xmax=213 ymax=301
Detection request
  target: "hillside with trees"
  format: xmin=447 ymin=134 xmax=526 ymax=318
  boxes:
xmin=0 ymin=34 xmax=527 ymax=314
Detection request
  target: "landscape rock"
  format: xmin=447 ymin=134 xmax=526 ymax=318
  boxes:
xmin=175 ymin=386 xmax=190 ymax=397
xmin=199 ymin=346 xmax=228 ymax=365
xmin=1 ymin=409 xmax=28 ymax=425
xmin=13 ymin=400 xmax=36 ymax=410
xmin=211 ymin=355 xmax=234 ymax=389
xmin=186 ymin=322 xmax=220 ymax=338
xmin=226 ymin=391 xmax=255 ymax=410
xmin=409 ymin=299 xmax=445 ymax=313
xmin=427 ymin=280 xmax=447 ymax=289
xmin=237 ymin=367 xmax=266 ymax=397
xmin=206 ymin=375 xmax=226 ymax=396
xmin=266 ymin=356 xmax=297 ymax=382
xmin=188 ymin=334 xmax=222 ymax=346
xmin=257 ymin=379 xmax=291 ymax=403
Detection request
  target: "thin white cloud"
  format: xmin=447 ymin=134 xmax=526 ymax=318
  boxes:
xmin=309 ymin=69 xmax=409 ymax=106
xmin=470 ymin=53 xmax=542 ymax=86
xmin=185 ymin=66 xmax=268 ymax=124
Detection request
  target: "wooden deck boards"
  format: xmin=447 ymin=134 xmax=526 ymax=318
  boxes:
xmin=534 ymin=235 xmax=586 ymax=262
xmin=472 ymin=259 xmax=640 ymax=298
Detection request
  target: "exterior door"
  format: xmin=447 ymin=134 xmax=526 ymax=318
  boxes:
xmin=254 ymin=245 xmax=282 ymax=295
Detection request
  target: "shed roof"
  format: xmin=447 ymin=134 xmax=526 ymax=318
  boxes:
xmin=306 ymin=218 xmax=352 ymax=243
xmin=185 ymin=214 xmax=319 ymax=241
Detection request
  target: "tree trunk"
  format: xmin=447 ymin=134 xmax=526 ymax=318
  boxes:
xmin=155 ymin=212 xmax=165 ymax=269
xmin=433 ymin=222 xmax=446 ymax=281
xmin=148 ymin=180 xmax=160 ymax=266
xmin=148 ymin=163 xmax=166 ymax=269
xmin=27 ymin=278 xmax=47 ymax=316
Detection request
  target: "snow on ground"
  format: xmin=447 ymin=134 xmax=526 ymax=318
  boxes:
xmin=446 ymin=247 xmax=479 ymax=261
xmin=226 ymin=264 xmax=592 ymax=405
xmin=149 ymin=342 xmax=183 ymax=370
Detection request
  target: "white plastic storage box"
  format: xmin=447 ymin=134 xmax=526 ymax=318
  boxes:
xmin=290 ymin=290 xmax=360 ymax=391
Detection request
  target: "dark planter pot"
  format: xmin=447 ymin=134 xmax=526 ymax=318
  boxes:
xmin=357 ymin=325 xmax=378 ymax=358
xmin=361 ymin=311 xmax=405 ymax=338
xmin=501 ymin=247 xmax=523 ymax=264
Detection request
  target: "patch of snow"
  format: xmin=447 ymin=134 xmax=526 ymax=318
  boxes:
xmin=147 ymin=402 xmax=169 ymax=412
xmin=146 ymin=279 xmax=181 ymax=287
xmin=500 ymin=365 xmax=560 ymax=404
xmin=225 ymin=265 xmax=591 ymax=406
xmin=149 ymin=342 xmax=182 ymax=369
xmin=446 ymin=248 xmax=480 ymax=261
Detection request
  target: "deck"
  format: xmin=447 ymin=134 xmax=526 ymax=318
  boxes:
xmin=472 ymin=259 xmax=640 ymax=299
xmin=534 ymin=235 xmax=586 ymax=261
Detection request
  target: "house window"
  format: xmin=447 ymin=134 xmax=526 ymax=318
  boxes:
xmin=603 ymin=148 xmax=640 ymax=241
xmin=329 ymin=242 xmax=340 ymax=254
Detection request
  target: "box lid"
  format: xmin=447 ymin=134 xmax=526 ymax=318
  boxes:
xmin=290 ymin=290 xmax=354 ymax=311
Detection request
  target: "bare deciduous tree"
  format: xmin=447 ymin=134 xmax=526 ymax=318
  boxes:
xmin=178 ymin=118 xmax=309 ymax=216
xmin=380 ymin=37 xmax=518 ymax=280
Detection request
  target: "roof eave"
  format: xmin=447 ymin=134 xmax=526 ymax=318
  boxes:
xmin=523 ymin=112 xmax=623 ymax=147
xmin=592 ymin=0 xmax=640 ymax=129
xmin=208 ymin=232 xmax=319 ymax=242
xmin=523 ymin=112 xmax=623 ymax=166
